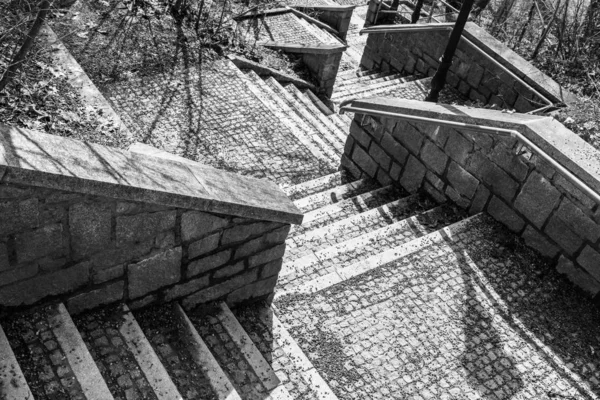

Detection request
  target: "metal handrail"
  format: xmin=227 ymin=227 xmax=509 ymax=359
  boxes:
xmin=340 ymin=105 xmax=600 ymax=204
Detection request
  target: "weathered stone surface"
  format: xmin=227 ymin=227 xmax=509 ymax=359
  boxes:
xmin=188 ymin=232 xmax=221 ymax=259
xmin=0 ymin=243 xmax=10 ymax=272
xmin=188 ymin=250 xmax=232 ymax=278
xmin=92 ymin=263 xmax=125 ymax=284
xmin=521 ymin=225 xmax=559 ymax=258
xmin=468 ymin=153 xmax=519 ymax=202
xmin=352 ymin=145 xmax=378 ymax=178
xmin=69 ymin=202 xmax=112 ymax=259
xmin=369 ymin=142 xmax=391 ymax=171
xmin=400 ymin=156 xmax=426 ymax=193
xmin=380 ymin=132 xmax=409 ymax=165
xmin=226 ymin=275 xmax=278 ymax=306
xmin=182 ymin=269 xmax=259 ymax=308
xmin=221 ymin=222 xmax=280 ymax=245
xmin=469 ymin=184 xmax=490 ymax=215
xmin=128 ymin=247 xmax=182 ymax=299
xmin=349 ymin=121 xmax=372 ymax=148
xmin=67 ymin=281 xmax=124 ymax=314
xmin=514 ymin=172 xmax=561 ymax=229
xmin=544 ymin=216 xmax=583 ymax=256
xmin=213 ymin=261 xmax=245 ymax=279
xmin=181 ymin=211 xmax=229 ymax=242
xmin=0 ymin=262 xmax=38 ymax=287
xmin=265 ymin=225 xmax=291 ymax=245
xmin=420 ymin=141 xmax=448 ymax=175
xmin=576 ymin=246 xmax=600 ymax=282
xmin=249 ymin=244 xmax=286 ymax=268
xmin=394 ymin=122 xmax=423 ymax=155
xmin=155 ymin=231 xmax=176 ymax=249
xmin=91 ymin=240 xmax=153 ymax=269
xmin=15 ymin=223 xmax=64 ymax=263
xmin=487 ymin=196 xmax=525 ymax=232
xmin=163 ymin=276 xmax=210 ymax=301
xmin=446 ymin=162 xmax=479 ymax=199
xmin=0 ymin=261 xmax=90 ymax=306
xmin=116 ymin=210 xmax=176 ymax=246
xmin=261 ymin=259 xmax=283 ymax=279
xmin=556 ymin=256 xmax=600 ymax=296
xmin=444 ymin=131 xmax=473 ymax=166
xmin=555 ymin=198 xmax=600 ymax=243
xmin=0 ymin=198 xmax=39 ymax=235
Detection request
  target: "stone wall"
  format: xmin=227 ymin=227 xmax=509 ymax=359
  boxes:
xmin=360 ymin=24 xmax=560 ymax=112
xmin=341 ymin=98 xmax=600 ymax=297
xmin=0 ymin=125 xmax=301 ymax=314
xmin=294 ymin=5 xmax=356 ymax=40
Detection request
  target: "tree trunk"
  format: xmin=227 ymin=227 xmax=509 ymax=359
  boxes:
xmin=0 ymin=0 xmax=51 ymax=92
xmin=531 ymin=0 xmax=560 ymax=59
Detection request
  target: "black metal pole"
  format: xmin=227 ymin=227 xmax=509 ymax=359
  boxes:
xmin=411 ymin=0 xmax=425 ymax=23
xmin=425 ymin=0 xmax=475 ymax=102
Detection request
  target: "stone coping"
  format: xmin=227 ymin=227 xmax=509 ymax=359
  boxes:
xmin=287 ymin=7 xmax=340 ymax=34
xmin=261 ymin=42 xmax=347 ymax=54
xmin=359 ymin=23 xmax=576 ymax=106
xmin=291 ymin=4 xmax=356 ymax=11
xmin=345 ymin=98 xmax=600 ymax=197
xmin=0 ymin=125 xmax=304 ymax=225
xmin=227 ymin=55 xmax=317 ymax=90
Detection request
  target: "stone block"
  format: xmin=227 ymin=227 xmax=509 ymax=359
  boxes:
xmin=445 ymin=186 xmax=471 ymax=209
xmin=93 ymin=264 xmax=125 ymax=284
xmin=413 ymin=124 xmax=450 ymax=148
xmin=544 ymin=216 xmax=583 ymax=256
xmin=369 ymin=142 xmax=391 ymax=171
xmin=249 ymin=244 xmax=286 ymax=268
xmin=343 ymin=134 xmax=355 ymax=156
xmin=466 ymin=63 xmax=484 ymax=88
xmin=0 ymin=261 xmax=90 ymax=306
xmin=469 ymin=185 xmax=491 ymax=215
xmin=15 ymin=224 xmax=64 ymax=264
xmin=352 ymin=145 xmax=378 ymax=178
xmin=67 ymin=281 xmax=124 ymax=315
xmin=91 ymin=240 xmax=153 ymax=269
xmin=514 ymin=172 xmax=561 ymax=229
xmin=446 ymin=162 xmax=479 ymax=199
xmin=390 ymin=163 xmax=402 ymax=182
xmin=576 ymin=246 xmax=600 ymax=283
xmin=128 ymin=247 xmax=182 ymax=299
xmin=0 ymin=198 xmax=39 ymax=235
xmin=221 ymin=222 xmax=281 ymax=245
xmin=155 ymin=231 xmax=176 ymax=249
xmin=556 ymin=198 xmax=600 ymax=243
xmin=399 ymin=156 xmax=426 ymax=193
xmin=487 ymin=196 xmax=525 ymax=233
xmin=554 ymin=174 xmax=596 ymax=211
xmin=261 ymin=259 xmax=283 ymax=279
xmin=0 ymin=243 xmax=9 ymax=272
xmin=376 ymin=169 xmax=393 ymax=187
xmin=556 ymin=256 xmax=600 ymax=296
xmin=213 ymin=261 xmax=245 ymax=279
xmin=116 ymin=210 xmax=176 ymax=246
xmin=182 ymin=269 xmax=259 ymax=308
xmin=265 ymin=225 xmax=291 ymax=245
xmin=381 ymin=132 xmax=409 ymax=164
xmin=0 ymin=262 xmax=38 ymax=287
xmin=180 ymin=211 xmax=229 ymax=243
xmin=349 ymin=121 xmax=372 ymax=148
xmin=341 ymin=155 xmax=362 ymax=180
xmin=458 ymin=80 xmax=471 ymax=96
xmin=420 ymin=141 xmax=448 ymax=176
xmin=188 ymin=249 xmax=231 ymax=278
xmin=69 ymin=202 xmax=112 ymax=259
xmin=521 ymin=225 xmax=559 ymax=258
xmin=423 ymin=181 xmax=447 ymax=203
xmin=164 ymin=275 xmax=210 ymax=301
xmin=425 ymin=171 xmax=444 ymax=191
xmin=467 ymin=153 xmax=519 ymax=203
xmin=226 ymin=275 xmax=278 ymax=306
xmin=188 ymin=232 xmax=221 ymax=259
xmin=488 ymin=145 xmax=529 ymax=182
xmin=393 ymin=122 xmax=423 ymax=155
xmin=514 ymin=95 xmax=534 ymax=113
xmin=531 ymin=155 xmax=556 ymax=181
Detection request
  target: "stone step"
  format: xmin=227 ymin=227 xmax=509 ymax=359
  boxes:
xmin=281 ymin=213 xmax=485 ymax=296
xmin=335 ymin=71 xmax=405 ymax=89
xmin=3 ymin=303 xmax=113 ymax=400
xmin=292 ymin=185 xmax=413 ymax=237
xmin=284 ymin=84 xmax=347 ymax=145
xmin=286 ymin=191 xmax=437 ymax=261
xmin=187 ymin=302 xmax=290 ymax=399
xmin=292 ymin=177 xmax=380 ymax=213
xmin=0 ymin=323 xmax=34 ymax=400
xmin=282 ymin=170 xmax=355 ymax=201
xmin=333 ymin=76 xmax=424 ymax=103
xmin=74 ymin=304 xmax=181 ymax=399
xmin=265 ymin=77 xmax=345 ymax=155
xmin=280 ymin=204 xmax=466 ymax=291
xmin=243 ymin=70 xmax=340 ymax=169
xmin=301 ymin=88 xmax=350 ymax=132
xmin=233 ymin=304 xmax=339 ymax=400
xmin=332 ymin=76 xmax=411 ymax=100
xmin=134 ymin=304 xmax=228 ymax=399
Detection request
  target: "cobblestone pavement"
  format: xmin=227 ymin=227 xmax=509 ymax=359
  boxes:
xmin=134 ymin=305 xmax=218 ymax=400
xmin=275 ymin=214 xmax=600 ymax=400
xmin=73 ymin=306 xmax=158 ymax=400
xmin=3 ymin=306 xmax=84 ymax=400
xmin=102 ymin=60 xmax=335 ymax=186
xmin=187 ymin=307 xmax=270 ymax=400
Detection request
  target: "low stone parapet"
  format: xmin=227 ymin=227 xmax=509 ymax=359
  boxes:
xmin=359 ymin=23 xmax=575 ymax=112
xmin=0 ymin=125 xmax=302 ymax=313
xmin=341 ymin=98 xmax=600 ymax=296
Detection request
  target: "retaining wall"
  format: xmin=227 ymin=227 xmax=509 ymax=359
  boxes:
xmin=342 ymin=98 xmax=600 ymax=296
xmin=0 ymin=125 xmax=302 ymax=314
xmin=360 ymin=23 xmax=574 ymax=112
